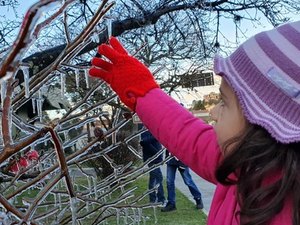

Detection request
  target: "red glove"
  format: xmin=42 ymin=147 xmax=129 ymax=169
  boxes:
xmin=89 ymin=37 xmax=159 ymax=111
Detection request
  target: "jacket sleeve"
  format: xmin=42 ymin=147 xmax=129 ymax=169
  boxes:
xmin=136 ymin=88 xmax=222 ymax=184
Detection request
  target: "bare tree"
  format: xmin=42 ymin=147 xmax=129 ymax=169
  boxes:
xmin=0 ymin=1 xmax=166 ymax=224
xmin=0 ymin=0 xmax=300 ymax=224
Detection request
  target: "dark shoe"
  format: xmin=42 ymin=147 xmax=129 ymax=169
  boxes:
xmin=161 ymin=202 xmax=176 ymax=212
xmin=195 ymin=198 xmax=204 ymax=209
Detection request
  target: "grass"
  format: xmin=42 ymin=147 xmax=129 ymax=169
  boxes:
xmin=123 ymin=175 xmax=208 ymax=225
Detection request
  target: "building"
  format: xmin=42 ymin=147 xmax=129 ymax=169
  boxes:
xmin=203 ymin=92 xmax=220 ymax=103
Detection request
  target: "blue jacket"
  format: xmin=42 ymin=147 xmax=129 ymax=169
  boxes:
xmin=140 ymin=129 xmax=163 ymax=166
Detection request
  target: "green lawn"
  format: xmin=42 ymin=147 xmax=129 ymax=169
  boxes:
xmin=126 ymin=175 xmax=207 ymax=225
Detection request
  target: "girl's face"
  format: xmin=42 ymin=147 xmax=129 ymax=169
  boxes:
xmin=210 ymin=78 xmax=247 ymax=153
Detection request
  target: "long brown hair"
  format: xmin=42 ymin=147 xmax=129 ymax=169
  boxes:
xmin=216 ymin=124 xmax=300 ymax=225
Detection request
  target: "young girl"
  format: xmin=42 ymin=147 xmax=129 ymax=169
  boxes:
xmin=89 ymin=21 xmax=300 ymax=225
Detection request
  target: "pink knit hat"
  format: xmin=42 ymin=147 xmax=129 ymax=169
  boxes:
xmin=214 ymin=21 xmax=300 ymax=143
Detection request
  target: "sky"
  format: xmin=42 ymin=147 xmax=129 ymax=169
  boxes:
xmin=0 ymin=1 xmax=33 ymax=19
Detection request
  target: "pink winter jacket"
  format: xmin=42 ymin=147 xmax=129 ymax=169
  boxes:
xmin=136 ymin=88 xmax=292 ymax=225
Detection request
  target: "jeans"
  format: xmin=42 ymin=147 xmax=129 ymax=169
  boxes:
xmin=166 ymin=164 xmax=202 ymax=205
xmin=149 ymin=167 xmax=165 ymax=203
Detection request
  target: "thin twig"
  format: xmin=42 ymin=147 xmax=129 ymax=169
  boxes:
xmin=49 ymin=128 xmax=76 ymax=198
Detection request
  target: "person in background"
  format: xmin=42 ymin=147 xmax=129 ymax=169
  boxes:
xmin=139 ymin=124 xmax=166 ymax=204
xmin=162 ymin=149 xmax=203 ymax=212
xmin=89 ymin=20 xmax=300 ymax=224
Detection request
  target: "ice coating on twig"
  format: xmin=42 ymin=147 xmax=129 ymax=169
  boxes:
xmin=61 ymin=72 xmax=66 ymax=97
xmin=84 ymin=69 xmax=89 ymax=89
xmin=1 ymin=80 xmax=6 ymax=108
xmin=74 ymin=69 xmax=80 ymax=89
xmin=20 ymin=66 xmax=30 ymax=98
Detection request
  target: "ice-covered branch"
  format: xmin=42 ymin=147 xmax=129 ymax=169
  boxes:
xmin=0 ymin=0 xmax=63 ymax=81
xmin=1 ymin=78 xmax=14 ymax=147
xmin=49 ymin=128 xmax=76 ymax=198
xmin=0 ymin=126 xmax=51 ymax=163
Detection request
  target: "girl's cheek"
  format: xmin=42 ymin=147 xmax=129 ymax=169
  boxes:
xmin=210 ymin=103 xmax=221 ymax=122
xmin=212 ymin=123 xmax=222 ymax=145
xmin=217 ymin=107 xmax=222 ymax=119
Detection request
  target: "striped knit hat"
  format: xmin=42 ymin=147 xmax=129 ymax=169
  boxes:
xmin=214 ymin=21 xmax=300 ymax=143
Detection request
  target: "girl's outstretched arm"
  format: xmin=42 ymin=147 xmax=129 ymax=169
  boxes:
xmin=90 ymin=37 xmax=221 ymax=183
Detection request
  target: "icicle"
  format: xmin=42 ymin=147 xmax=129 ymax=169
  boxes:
xmin=153 ymin=206 xmax=157 ymax=224
xmin=102 ymin=195 xmax=107 ymax=203
xmin=52 ymin=206 xmax=69 ymax=225
xmin=138 ymin=208 xmax=142 ymax=223
xmin=70 ymin=197 xmax=77 ymax=223
xmin=0 ymin=71 xmax=13 ymax=84
xmin=38 ymin=99 xmax=43 ymax=122
xmin=61 ymin=73 xmax=66 ymax=97
xmin=1 ymin=79 xmax=6 ymax=108
xmin=38 ymin=161 xmax=42 ymax=172
xmin=114 ymin=168 xmax=118 ymax=178
xmin=92 ymin=177 xmax=98 ymax=199
xmin=71 ymin=175 xmax=75 ymax=185
xmin=37 ymin=99 xmax=42 ymax=122
xmin=0 ymin=138 xmax=3 ymax=147
xmin=22 ymin=198 xmax=31 ymax=208
xmin=91 ymin=32 xmax=99 ymax=43
xmin=108 ymin=192 xmax=112 ymax=200
xmin=36 ymin=89 xmax=44 ymax=122
xmin=88 ymin=177 xmax=92 ymax=197
xmin=132 ymin=208 xmax=136 ymax=223
xmin=112 ymin=133 xmax=116 ymax=145
xmin=54 ymin=193 xmax=57 ymax=207
xmin=64 ymin=130 xmax=68 ymax=141
xmin=124 ymin=208 xmax=128 ymax=224
xmin=84 ymin=69 xmax=89 ymax=88
xmin=38 ymin=88 xmax=42 ymax=99
xmin=85 ymin=201 xmax=89 ymax=212
xmin=116 ymin=208 xmax=120 ymax=225
xmin=120 ymin=185 xmax=125 ymax=194
xmin=106 ymin=17 xmax=112 ymax=37
xmin=40 ymin=84 xmax=48 ymax=96
xmin=58 ymin=193 xmax=62 ymax=210
xmin=143 ymin=214 xmax=148 ymax=225
xmin=74 ymin=69 xmax=80 ymax=89
xmin=20 ymin=66 xmax=30 ymax=98
xmin=32 ymin=98 xmax=36 ymax=114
